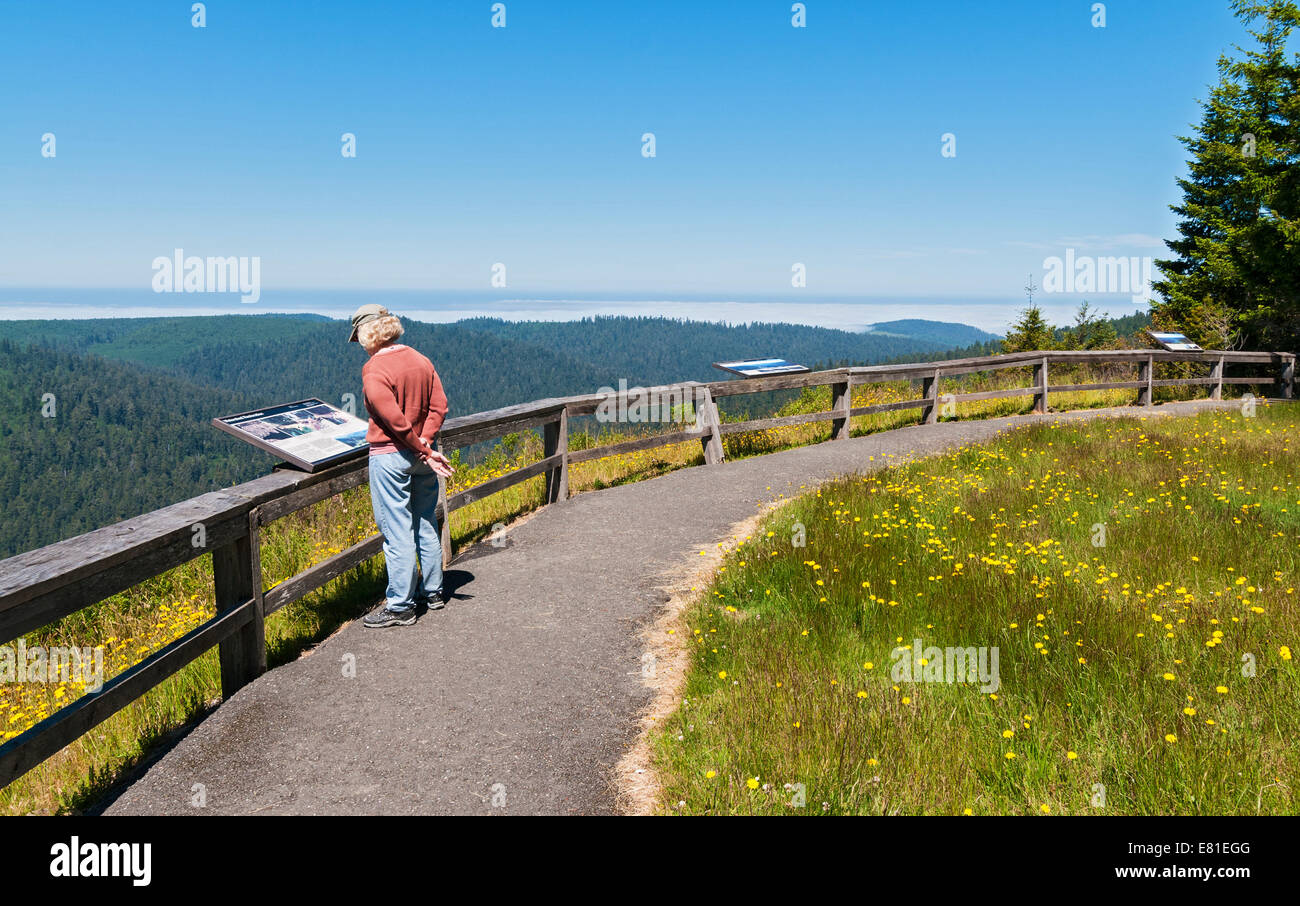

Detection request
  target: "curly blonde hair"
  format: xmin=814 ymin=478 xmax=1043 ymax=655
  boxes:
xmin=357 ymin=314 xmax=405 ymax=354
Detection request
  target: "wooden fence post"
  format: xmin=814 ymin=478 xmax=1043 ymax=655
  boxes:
xmin=437 ymin=438 xmax=452 ymax=568
xmin=921 ymin=369 xmax=939 ymax=424
xmin=1138 ymin=356 xmax=1154 ymax=406
xmin=830 ymin=377 xmax=852 ymax=440
xmin=697 ymin=386 xmax=725 ymax=465
xmin=246 ymin=511 xmax=267 ymax=683
xmin=1211 ymin=356 xmax=1224 ymax=400
xmin=1033 ymin=357 xmax=1049 ymax=414
xmin=214 ymin=523 xmax=265 ymax=699
xmin=1280 ymin=355 xmax=1295 ymax=400
xmin=543 ymin=408 xmax=569 ymax=503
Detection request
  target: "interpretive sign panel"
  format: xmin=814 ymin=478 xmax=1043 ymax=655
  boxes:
xmin=713 ymin=358 xmax=810 ymax=377
xmin=213 ymin=398 xmax=369 ymax=472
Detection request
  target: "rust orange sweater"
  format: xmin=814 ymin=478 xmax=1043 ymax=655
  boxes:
xmin=361 ymin=344 xmax=449 ymax=456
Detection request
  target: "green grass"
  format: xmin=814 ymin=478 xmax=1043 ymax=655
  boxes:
xmin=651 ymin=402 xmax=1300 ymax=815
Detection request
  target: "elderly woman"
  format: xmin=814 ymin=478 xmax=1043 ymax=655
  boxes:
xmin=349 ymin=304 xmax=455 ymax=628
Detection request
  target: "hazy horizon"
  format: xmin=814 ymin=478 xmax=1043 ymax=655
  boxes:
xmin=0 ymin=287 xmax=1150 ymax=335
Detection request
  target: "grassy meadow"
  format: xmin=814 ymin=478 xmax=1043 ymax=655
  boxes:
xmin=650 ymin=402 xmax=1298 ymax=815
xmin=0 ymin=360 xmax=1278 ymax=813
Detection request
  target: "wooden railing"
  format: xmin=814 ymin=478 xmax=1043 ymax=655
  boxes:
xmin=0 ymin=347 xmax=1293 ymax=787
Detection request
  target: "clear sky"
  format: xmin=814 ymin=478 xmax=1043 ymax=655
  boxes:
xmin=0 ymin=0 xmax=1249 ymax=301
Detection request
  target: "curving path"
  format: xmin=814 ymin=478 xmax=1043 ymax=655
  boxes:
xmin=98 ymin=401 xmax=1231 ymax=815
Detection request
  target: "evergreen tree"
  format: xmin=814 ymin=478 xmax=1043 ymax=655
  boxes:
xmin=1002 ymin=305 xmax=1056 ymax=353
xmin=1153 ymin=0 xmax=1300 ymax=352
xmin=1002 ymin=275 xmax=1056 ymax=353
xmin=1060 ymin=302 xmax=1121 ymax=350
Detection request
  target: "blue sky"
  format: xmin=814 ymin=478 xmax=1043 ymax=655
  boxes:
xmin=0 ymin=0 xmax=1249 ymax=303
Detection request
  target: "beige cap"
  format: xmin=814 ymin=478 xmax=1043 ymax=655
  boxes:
xmin=348 ymin=304 xmax=390 ymax=343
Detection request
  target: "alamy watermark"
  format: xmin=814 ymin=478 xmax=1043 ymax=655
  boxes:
xmin=50 ymin=837 xmax=151 ymax=886
xmin=151 ymin=248 xmax=261 ymax=303
xmin=1042 ymin=249 xmax=1152 ymax=304
xmin=594 ymin=380 xmax=707 ymax=432
xmin=890 ymin=638 xmax=999 ymax=693
xmin=1 ymin=641 xmax=104 ymax=693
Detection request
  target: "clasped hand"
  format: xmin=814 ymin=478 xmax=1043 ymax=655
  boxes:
xmin=419 ymin=445 xmax=455 ymax=478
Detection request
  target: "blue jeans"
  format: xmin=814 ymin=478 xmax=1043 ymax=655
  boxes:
xmin=369 ymin=450 xmax=443 ymax=610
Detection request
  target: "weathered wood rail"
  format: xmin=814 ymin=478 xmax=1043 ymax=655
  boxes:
xmin=0 ymin=347 xmax=1292 ymax=787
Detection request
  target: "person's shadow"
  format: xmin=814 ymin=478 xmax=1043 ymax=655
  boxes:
xmin=417 ymin=568 xmax=474 ymax=615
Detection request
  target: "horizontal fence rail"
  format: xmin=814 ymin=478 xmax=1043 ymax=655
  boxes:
xmin=0 ymin=347 xmax=1293 ymax=787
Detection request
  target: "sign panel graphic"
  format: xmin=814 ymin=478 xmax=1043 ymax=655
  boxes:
xmin=1148 ymin=331 xmax=1204 ymax=352
xmin=713 ymin=358 xmax=810 ymax=377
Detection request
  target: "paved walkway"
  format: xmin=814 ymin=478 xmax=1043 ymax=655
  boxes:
xmin=99 ymin=401 xmax=1230 ymax=815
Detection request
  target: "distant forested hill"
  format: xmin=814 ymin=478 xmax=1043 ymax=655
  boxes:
xmin=0 ymin=312 xmax=993 ymax=557
xmin=0 ymin=339 xmax=264 ymax=557
xmin=137 ymin=320 xmax=614 ymax=417
xmin=1 ymin=315 xmax=611 ymax=417
xmin=0 ymin=313 xmax=332 ymax=368
xmin=455 ymin=316 xmax=985 ymax=384
xmin=867 ymin=319 xmax=1001 ymax=348
xmin=2 ymin=313 xmax=986 ymax=414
